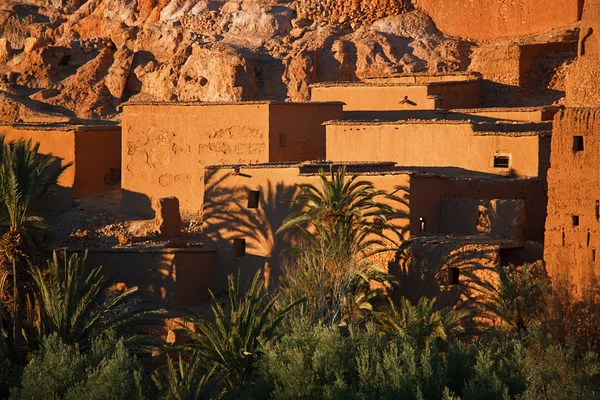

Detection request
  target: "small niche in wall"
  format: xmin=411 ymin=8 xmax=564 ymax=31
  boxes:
xmin=493 ymin=155 xmax=510 ymax=169
xmin=562 ymin=230 xmax=566 ymax=246
xmin=573 ymin=136 xmax=584 ymax=153
xmin=588 ymin=230 xmax=591 ymax=247
xmin=248 ymin=190 xmax=261 ymax=209
xmin=593 ymin=249 xmax=597 ymax=262
xmin=596 ymin=201 xmax=599 ymax=220
xmin=233 ymin=238 xmax=246 ymax=257
xmin=448 ymin=267 xmax=460 ymax=285
xmin=419 ymin=217 xmax=426 ymax=233
xmin=573 ymin=215 xmax=580 ymax=227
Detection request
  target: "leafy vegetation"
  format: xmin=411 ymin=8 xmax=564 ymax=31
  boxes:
xmin=1 ymin=140 xmax=599 ymax=400
xmin=0 ymin=137 xmax=72 ymax=352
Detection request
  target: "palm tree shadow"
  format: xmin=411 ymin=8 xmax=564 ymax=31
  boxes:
xmin=202 ymin=169 xmax=300 ymax=292
xmin=388 ymin=236 xmax=500 ymax=313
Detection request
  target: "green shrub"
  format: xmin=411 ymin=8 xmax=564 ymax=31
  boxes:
xmin=11 ymin=332 xmax=145 ymax=400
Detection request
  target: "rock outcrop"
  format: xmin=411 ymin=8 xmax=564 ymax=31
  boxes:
xmin=0 ymin=0 xmax=574 ymax=122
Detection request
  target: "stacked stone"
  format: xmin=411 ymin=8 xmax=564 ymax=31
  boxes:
xmin=296 ymin=0 xmax=410 ymax=27
xmin=71 ymin=37 xmax=114 ymax=54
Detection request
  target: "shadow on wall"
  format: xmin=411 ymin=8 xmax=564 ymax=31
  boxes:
xmin=388 ymin=238 xmax=500 ymax=311
xmin=202 ymin=168 xmax=300 ymax=292
xmin=73 ymin=249 xmax=215 ymax=311
xmin=121 ymin=189 xmax=155 ymax=219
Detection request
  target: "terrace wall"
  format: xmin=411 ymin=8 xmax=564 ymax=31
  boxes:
xmin=325 ymin=121 xmax=550 ymax=178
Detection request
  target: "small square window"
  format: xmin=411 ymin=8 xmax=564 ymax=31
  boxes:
xmin=573 ymin=136 xmax=584 ymax=152
xmin=494 ymin=155 xmax=510 ymax=169
xmin=233 ymin=238 xmax=246 ymax=257
xmin=448 ymin=267 xmax=460 ymax=285
xmin=248 ymin=190 xmax=260 ymax=209
xmin=279 ymin=133 xmax=287 ymax=148
xmin=572 ymin=215 xmax=580 ymax=227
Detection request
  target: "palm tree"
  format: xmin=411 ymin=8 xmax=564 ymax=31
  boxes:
xmin=276 ymin=166 xmax=400 ymax=326
xmin=29 ymin=251 xmax=165 ymax=350
xmin=183 ymin=271 xmax=301 ymax=391
xmin=276 ymin=166 xmax=400 ymax=260
xmin=0 ymin=137 xmax=72 ymax=350
xmin=478 ymin=263 xmax=549 ymax=334
xmin=381 ymin=297 xmax=469 ymax=352
xmin=153 ymin=351 xmax=222 ymax=400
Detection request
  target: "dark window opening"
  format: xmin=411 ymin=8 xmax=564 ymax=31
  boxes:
xmin=279 ymin=133 xmax=287 ymax=148
xmin=494 ymin=155 xmax=510 ymax=169
xmin=562 ymin=231 xmax=566 ymax=246
xmin=573 ymin=136 xmax=584 ymax=152
xmin=448 ymin=267 xmax=460 ymax=285
xmin=419 ymin=217 xmax=426 ymax=233
xmin=573 ymin=215 xmax=580 ymax=227
xmin=596 ymin=201 xmax=599 ymax=220
xmin=234 ymin=239 xmax=246 ymax=257
xmin=593 ymin=249 xmax=597 ymax=262
xmin=248 ymin=190 xmax=260 ymax=209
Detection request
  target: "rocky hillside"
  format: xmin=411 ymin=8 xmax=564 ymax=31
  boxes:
xmin=0 ymin=0 xmax=498 ymax=122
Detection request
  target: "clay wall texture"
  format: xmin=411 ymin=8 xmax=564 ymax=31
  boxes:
xmin=0 ymin=124 xmax=121 ymax=200
xmin=310 ymin=80 xmax=481 ymax=111
xmin=325 ymin=121 xmax=550 ymax=179
xmin=202 ymin=164 xmax=543 ymax=290
xmin=544 ymin=108 xmax=600 ymax=298
xmin=415 ymin=0 xmax=582 ymax=41
xmin=121 ymin=102 xmax=342 ymax=217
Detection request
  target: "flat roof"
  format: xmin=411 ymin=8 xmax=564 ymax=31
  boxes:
xmin=363 ymin=72 xmax=480 ymax=79
xmin=205 ymin=161 xmax=543 ymax=181
xmin=309 ymin=79 xmax=481 ymax=89
xmin=324 ymin=119 xmax=552 ymax=136
xmin=121 ymin=100 xmax=345 ymax=108
xmin=2 ymin=122 xmax=120 ymax=132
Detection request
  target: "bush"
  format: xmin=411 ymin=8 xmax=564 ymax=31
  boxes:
xmin=12 ymin=332 xmax=145 ymax=400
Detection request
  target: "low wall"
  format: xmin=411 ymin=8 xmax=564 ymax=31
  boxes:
xmin=71 ymin=248 xmax=216 ymax=309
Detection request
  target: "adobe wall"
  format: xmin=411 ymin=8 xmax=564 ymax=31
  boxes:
xmin=544 ymin=108 xmax=600 ymax=298
xmin=0 ymin=124 xmax=121 ymax=205
xmin=414 ymin=0 xmax=582 ymax=41
xmin=565 ymin=0 xmax=600 ymax=106
xmin=121 ymin=102 xmax=342 ymax=218
xmin=121 ymin=103 xmax=272 ymax=217
xmin=1 ymin=125 xmax=76 ymax=189
xmin=410 ymin=175 xmax=546 ymax=241
xmin=268 ymin=103 xmax=343 ymax=162
xmin=73 ymin=128 xmax=122 ymax=197
xmin=310 ymin=80 xmax=480 ymax=111
xmin=202 ymin=164 xmax=411 ymax=291
xmin=326 ymin=121 xmax=549 ymax=178
xmin=73 ymin=249 xmax=216 ymax=309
